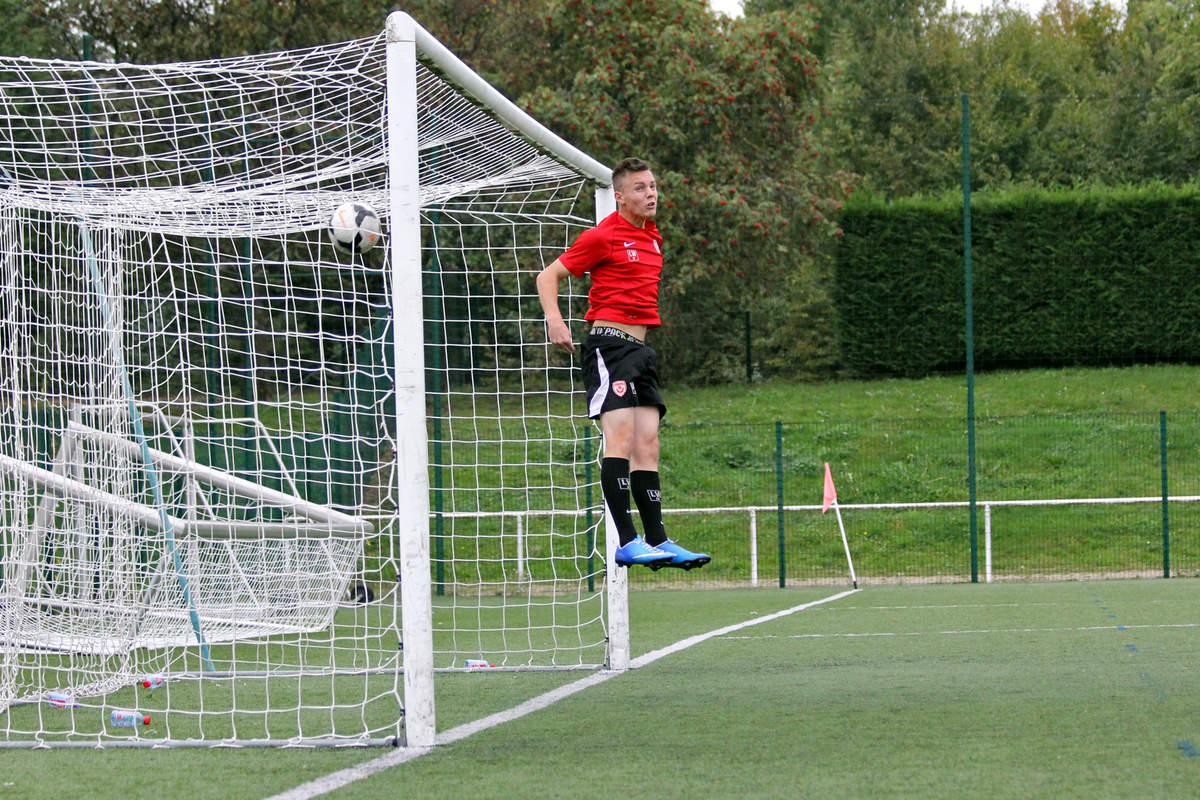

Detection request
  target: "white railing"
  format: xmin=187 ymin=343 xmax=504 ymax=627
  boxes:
xmin=432 ymin=494 xmax=1200 ymax=584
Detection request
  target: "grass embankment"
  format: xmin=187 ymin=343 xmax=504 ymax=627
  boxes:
xmin=430 ymin=364 xmax=1200 ymax=587
xmin=646 ymin=364 xmax=1200 ymax=583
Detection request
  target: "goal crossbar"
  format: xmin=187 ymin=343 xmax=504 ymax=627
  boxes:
xmin=401 ymin=13 xmax=611 ymax=188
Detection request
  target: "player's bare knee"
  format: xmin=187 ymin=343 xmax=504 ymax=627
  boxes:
xmin=602 ymin=426 xmax=636 ymax=459
xmin=632 ymin=436 xmax=659 ymax=466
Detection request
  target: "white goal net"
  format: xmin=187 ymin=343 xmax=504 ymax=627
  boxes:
xmin=0 ymin=13 xmax=614 ymax=748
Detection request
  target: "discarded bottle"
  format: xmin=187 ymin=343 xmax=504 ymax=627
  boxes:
xmin=464 ymin=659 xmax=494 ymax=669
xmin=47 ymin=692 xmax=79 ymax=709
xmin=141 ymin=676 xmax=165 ymax=690
xmin=110 ymin=709 xmax=150 ymax=727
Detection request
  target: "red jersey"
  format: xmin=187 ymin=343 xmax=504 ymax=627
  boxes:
xmin=558 ymin=211 xmax=663 ymax=327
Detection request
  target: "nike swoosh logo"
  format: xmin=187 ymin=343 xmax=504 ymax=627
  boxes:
xmin=623 ymin=241 xmax=636 ymax=247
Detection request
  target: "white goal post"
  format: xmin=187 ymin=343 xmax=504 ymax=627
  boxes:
xmin=386 ymin=13 xmax=620 ymax=747
xmin=0 ymin=12 xmax=620 ymax=748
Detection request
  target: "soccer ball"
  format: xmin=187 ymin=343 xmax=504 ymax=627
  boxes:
xmin=328 ymin=202 xmax=382 ymax=255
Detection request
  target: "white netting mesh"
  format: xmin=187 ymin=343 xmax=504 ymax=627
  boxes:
xmin=0 ymin=27 xmax=604 ymax=747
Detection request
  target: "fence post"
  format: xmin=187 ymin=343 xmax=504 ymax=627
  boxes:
xmin=984 ymin=503 xmax=992 ymax=583
xmin=1161 ymin=410 xmax=1169 ymax=579
xmin=744 ymin=311 xmax=752 ymax=382
xmin=749 ymin=509 xmax=758 ymax=587
xmin=962 ymin=92 xmax=979 ymax=584
xmin=775 ymin=421 xmax=785 ymax=588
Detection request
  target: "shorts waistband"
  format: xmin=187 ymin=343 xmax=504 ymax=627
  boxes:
xmin=590 ymin=325 xmax=644 ymax=344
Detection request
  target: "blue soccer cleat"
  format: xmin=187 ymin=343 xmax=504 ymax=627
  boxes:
xmin=654 ymin=540 xmax=711 ymax=570
xmin=614 ymin=537 xmax=674 ymax=568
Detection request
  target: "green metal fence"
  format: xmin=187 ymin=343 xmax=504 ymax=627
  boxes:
xmin=627 ymin=412 xmax=1200 ymax=589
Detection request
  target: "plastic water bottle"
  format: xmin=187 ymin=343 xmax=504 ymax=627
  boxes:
xmin=141 ymin=676 xmax=166 ymax=690
xmin=464 ymin=659 xmax=494 ymax=669
xmin=110 ymin=709 xmax=150 ymax=727
xmin=47 ymin=692 xmax=79 ymax=709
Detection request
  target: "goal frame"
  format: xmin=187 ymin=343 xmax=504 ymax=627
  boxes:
xmin=385 ymin=11 xmax=620 ymax=749
xmin=0 ymin=12 xmax=620 ymax=750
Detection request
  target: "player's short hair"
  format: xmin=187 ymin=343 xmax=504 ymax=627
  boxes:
xmin=612 ymin=157 xmax=652 ymax=190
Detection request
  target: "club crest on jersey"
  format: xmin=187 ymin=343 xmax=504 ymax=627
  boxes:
xmin=626 ymin=248 xmax=639 ymax=261
xmin=612 ymin=380 xmax=628 ymax=397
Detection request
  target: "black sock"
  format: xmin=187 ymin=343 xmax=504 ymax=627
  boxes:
xmin=631 ymin=470 xmax=667 ymax=546
xmin=601 ymin=457 xmax=639 ymax=546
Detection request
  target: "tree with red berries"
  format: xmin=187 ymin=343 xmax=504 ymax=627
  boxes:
xmin=521 ymin=0 xmax=850 ymax=380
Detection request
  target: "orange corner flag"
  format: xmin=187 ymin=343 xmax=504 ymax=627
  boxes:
xmin=822 ymin=462 xmax=837 ymax=514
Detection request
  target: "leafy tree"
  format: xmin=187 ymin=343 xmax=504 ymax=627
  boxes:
xmin=0 ymin=0 xmax=62 ymax=58
xmin=521 ymin=0 xmax=850 ymax=380
xmin=1101 ymin=0 xmax=1200 ymax=184
xmin=745 ymin=0 xmax=936 ymax=63
xmin=397 ymin=0 xmax=554 ymax=99
xmin=23 ymin=0 xmax=401 ymax=62
xmin=812 ymin=0 xmax=1144 ymax=195
xmin=814 ymin=3 xmax=965 ymax=196
xmin=20 ymin=0 xmax=554 ymax=88
xmin=25 ymin=0 xmax=213 ymax=61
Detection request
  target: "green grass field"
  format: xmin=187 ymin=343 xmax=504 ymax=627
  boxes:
xmin=338 ymin=580 xmax=1200 ymax=799
xmin=5 ymin=365 xmax=1200 ymax=797
xmin=5 ymin=580 xmax=1199 ymax=798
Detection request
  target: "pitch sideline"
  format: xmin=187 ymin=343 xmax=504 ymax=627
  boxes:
xmin=265 ymin=587 xmax=860 ymax=800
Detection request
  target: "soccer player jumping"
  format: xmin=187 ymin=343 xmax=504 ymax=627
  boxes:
xmin=537 ymin=157 xmax=710 ymax=571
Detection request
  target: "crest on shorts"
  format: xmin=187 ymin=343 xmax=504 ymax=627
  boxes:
xmin=612 ymin=380 xmax=627 ymax=397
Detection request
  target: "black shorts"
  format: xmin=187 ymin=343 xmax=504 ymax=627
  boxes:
xmin=581 ymin=326 xmax=667 ymax=420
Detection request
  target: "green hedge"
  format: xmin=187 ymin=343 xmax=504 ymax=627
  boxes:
xmin=834 ymin=184 xmax=1200 ymax=377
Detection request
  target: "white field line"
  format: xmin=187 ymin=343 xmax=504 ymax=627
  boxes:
xmin=823 ymin=603 xmax=1060 ymax=610
xmin=264 ymin=587 xmax=860 ymax=800
xmin=720 ymin=622 xmax=1200 ymax=640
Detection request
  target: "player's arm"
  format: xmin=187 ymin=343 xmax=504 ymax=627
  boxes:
xmin=537 ymin=258 xmax=576 ymax=353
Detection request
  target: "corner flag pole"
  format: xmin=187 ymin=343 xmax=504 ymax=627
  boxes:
xmin=823 ymin=463 xmax=857 ymax=589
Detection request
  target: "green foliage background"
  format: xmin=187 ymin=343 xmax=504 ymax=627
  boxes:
xmin=9 ymin=0 xmax=1200 ymax=380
